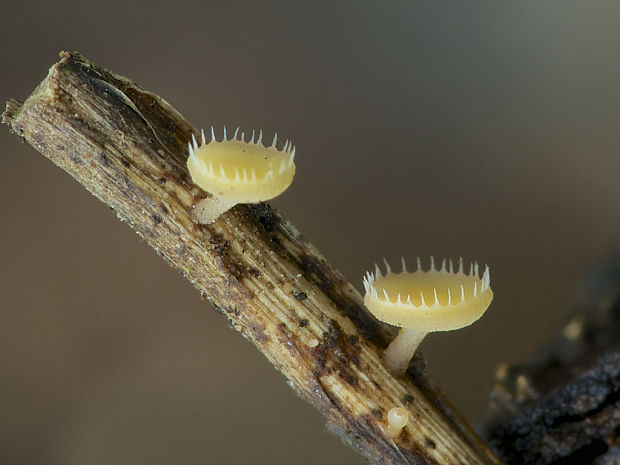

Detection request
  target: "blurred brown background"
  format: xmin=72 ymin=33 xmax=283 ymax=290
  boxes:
xmin=1 ymin=1 xmax=619 ymax=464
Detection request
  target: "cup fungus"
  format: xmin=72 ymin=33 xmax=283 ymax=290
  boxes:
xmin=363 ymin=257 xmax=493 ymax=374
xmin=187 ymin=127 xmax=296 ymax=223
xmin=386 ymin=407 xmax=409 ymax=439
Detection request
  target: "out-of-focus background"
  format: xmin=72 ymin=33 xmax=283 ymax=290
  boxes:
xmin=1 ymin=2 xmax=619 ymax=464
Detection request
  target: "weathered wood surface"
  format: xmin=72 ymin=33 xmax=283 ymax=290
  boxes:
xmin=485 ymin=263 xmax=620 ymax=465
xmin=2 ymin=52 xmax=502 ymax=465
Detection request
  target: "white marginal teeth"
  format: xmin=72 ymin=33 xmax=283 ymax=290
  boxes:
xmin=483 ymin=265 xmax=491 ymax=291
xmin=223 ymin=126 xmax=227 ymax=140
xmin=192 ymin=133 xmax=198 ymax=149
xmin=271 ymin=132 xmax=278 ymax=147
xmin=375 ymin=263 xmax=382 ymax=278
xmin=211 ymin=126 xmax=216 ymax=142
xmin=219 ymin=165 xmax=226 ymax=178
xmin=258 ymin=129 xmax=263 ymax=145
xmin=383 ymin=258 xmax=391 ymax=275
xmin=188 ymin=142 xmax=193 ymax=156
xmin=250 ymin=130 xmax=255 ymax=144
xmin=201 ymin=128 xmax=206 ymax=145
xmin=234 ymin=127 xmax=240 ymax=139
xmin=364 ymin=257 xmax=491 ymax=304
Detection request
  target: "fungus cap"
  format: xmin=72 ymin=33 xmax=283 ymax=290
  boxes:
xmin=363 ymin=257 xmax=493 ymax=333
xmin=187 ymin=128 xmax=295 ymax=203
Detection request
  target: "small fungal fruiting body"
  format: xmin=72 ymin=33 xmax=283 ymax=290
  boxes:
xmin=363 ymin=257 xmax=493 ymax=374
xmin=386 ymin=407 xmax=409 ymax=439
xmin=187 ymin=127 xmax=296 ymax=224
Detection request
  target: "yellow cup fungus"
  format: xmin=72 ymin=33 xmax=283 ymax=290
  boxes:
xmin=187 ymin=127 xmax=296 ymax=224
xmin=363 ymin=257 xmax=493 ymax=374
xmin=386 ymin=407 xmax=409 ymax=439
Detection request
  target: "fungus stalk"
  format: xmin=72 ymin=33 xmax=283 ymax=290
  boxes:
xmin=363 ymin=257 xmax=493 ymax=375
xmin=194 ymin=196 xmax=237 ymax=225
xmin=383 ymin=328 xmax=427 ymax=374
